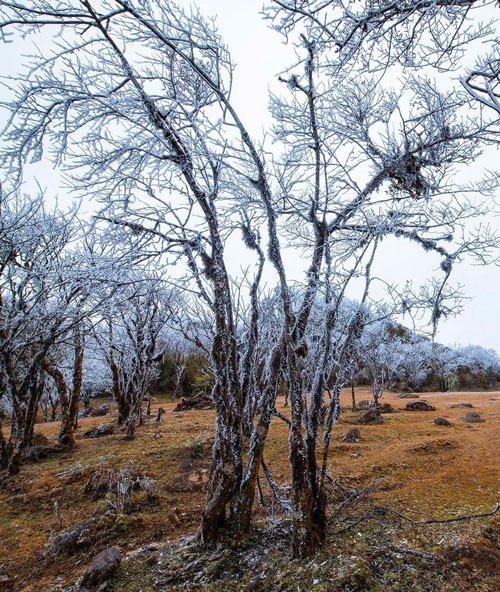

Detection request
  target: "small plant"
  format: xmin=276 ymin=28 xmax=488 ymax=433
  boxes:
xmin=86 ymin=460 xmax=156 ymax=528
xmin=188 ymin=435 xmax=205 ymax=459
xmin=114 ymin=512 xmax=128 ymax=532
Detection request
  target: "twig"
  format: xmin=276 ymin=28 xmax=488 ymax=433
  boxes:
xmin=376 ymin=502 xmax=500 ymax=525
xmin=332 ymin=511 xmax=375 ymax=535
xmin=272 ymin=409 xmax=291 ymax=427
xmin=328 ymin=477 xmax=384 ymax=523
xmin=261 ymin=457 xmax=292 ymax=514
xmin=384 ymin=545 xmax=441 ymax=562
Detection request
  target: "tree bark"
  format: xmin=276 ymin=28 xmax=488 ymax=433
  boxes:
xmin=59 ymin=329 xmax=83 ymax=446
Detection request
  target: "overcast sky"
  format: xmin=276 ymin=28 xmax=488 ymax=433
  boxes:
xmin=2 ymin=1 xmax=500 ymax=352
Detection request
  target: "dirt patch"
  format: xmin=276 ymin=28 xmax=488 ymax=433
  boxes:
xmin=441 ymin=541 xmax=500 ymax=573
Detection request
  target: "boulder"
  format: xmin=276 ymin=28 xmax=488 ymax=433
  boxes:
xmin=342 ymin=427 xmax=361 ymax=442
xmin=396 ymin=393 xmax=420 ymax=399
xmin=450 ymin=403 xmax=473 ymax=409
xmin=32 ymin=432 xmax=49 ymax=446
xmin=89 ymin=404 xmax=110 ymax=417
xmin=377 ymin=403 xmax=395 ymax=414
xmin=83 ymin=423 xmax=114 ymax=438
xmin=460 ymin=412 xmax=485 ymax=424
xmin=355 ymin=409 xmax=383 ymax=425
xmin=80 ymin=546 xmax=121 ymax=591
xmin=405 ymin=400 xmax=435 ymax=411
xmin=434 ymin=417 xmax=451 ymax=426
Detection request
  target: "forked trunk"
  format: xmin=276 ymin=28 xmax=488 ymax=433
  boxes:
xmin=233 ymin=422 xmax=270 ymax=532
xmin=200 ymin=422 xmax=236 ymax=544
xmin=289 ymin=429 xmax=326 ymax=558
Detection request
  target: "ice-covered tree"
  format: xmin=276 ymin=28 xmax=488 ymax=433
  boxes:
xmin=0 ymin=0 xmax=499 ymax=556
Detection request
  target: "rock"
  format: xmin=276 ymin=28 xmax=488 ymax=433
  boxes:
xmin=89 ymin=404 xmax=110 ymax=417
xmin=440 ymin=542 xmax=500 ymax=574
xmin=434 ymin=417 xmax=451 ymax=426
xmin=355 ymin=409 xmax=383 ymax=425
xmin=342 ymin=427 xmax=361 ymax=442
xmin=78 ymin=406 xmax=93 ymax=419
xmin=83 ymin=423 xmax=114 ymax=438
xmin=396 ymin=393 xmax=420 ymax=399
xmin=22 ymin=445 xmax=51 ymax=462
xmin=460 ymin=412 xmax=485 ymax=423
xmin=80 ymin=546 xmax=121 ymax=591
xmin=32 ymin=432 xmax=49 ymax=446
xmin=450 ymin=403 xmax=473 ymax=409
xmin=405 ymin=400 xmax=435 ymax=411
xmin=357 ymin=400 xmax=373 ymax=410
xmin=46 ymin=518 xmax=98 ymax=557
xmin=377 ymin=403 xmax=395 ymax=414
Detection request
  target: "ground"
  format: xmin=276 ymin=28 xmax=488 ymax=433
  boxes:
xmin=2 ymin=388 xmax=500 ymax=591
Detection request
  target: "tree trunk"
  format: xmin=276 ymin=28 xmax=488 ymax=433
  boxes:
xmin=60 ymin=329 xmax=83 ymax=446
xmin=289 ymin=426 xmax=326 ymax=558
xmin=0 ymin=415 xmax=7 ymax=470
xmin=200 ymin=420 xmax=236 ymax=544
xmin=43 ymin=360 xmax=72 ymax=446
xmin=234 ymin=422 xmax=270 ymax=532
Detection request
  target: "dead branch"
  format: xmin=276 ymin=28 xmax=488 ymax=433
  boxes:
xmin=376 ymin=502 xmax=500 ymax=526
xmin=382 ymin=545 xmax=442 ymax=562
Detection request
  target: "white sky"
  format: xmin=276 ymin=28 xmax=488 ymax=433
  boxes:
xmin=175 ymin=0 xmax=500 ymax=352
xmin=2 ymin=0 xmax=500 ymax=352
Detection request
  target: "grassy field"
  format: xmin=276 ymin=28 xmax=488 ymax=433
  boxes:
xmin=2 ymin=388 xmax=500 ymax=591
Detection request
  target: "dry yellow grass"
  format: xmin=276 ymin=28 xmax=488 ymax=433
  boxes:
xmin=1 ymin=388 xmax=500 ymax=590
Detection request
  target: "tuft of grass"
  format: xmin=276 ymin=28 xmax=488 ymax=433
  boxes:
xmin=188 ymin=435 xmax=205 ymax=459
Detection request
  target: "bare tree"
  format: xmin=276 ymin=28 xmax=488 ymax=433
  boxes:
xmin=93 ymin=276 xmax=176 ymax=438
xmin=0 ymin=191 xmax=85 ymax=472
xmin=0 ymin=0 xmax=498 ymax=557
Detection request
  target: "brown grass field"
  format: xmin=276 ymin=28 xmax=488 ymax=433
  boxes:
xmin=2 ymin=388 xmax=500 ymax=591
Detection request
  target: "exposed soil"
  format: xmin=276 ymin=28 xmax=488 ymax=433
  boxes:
xmin=2 ymin=388 xmax=500 ymax=591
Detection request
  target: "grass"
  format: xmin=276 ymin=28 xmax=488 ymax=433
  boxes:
xmin=2 ymin=388 xmax=500 ymax=590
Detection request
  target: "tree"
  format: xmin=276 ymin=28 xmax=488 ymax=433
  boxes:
xmin=93 ymin=275 xmax=177 ymax=438
xmin=0 ymin=0 xmax=498 ymax=557
xmin=0 ymin=191 xmax=85 ymax=471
